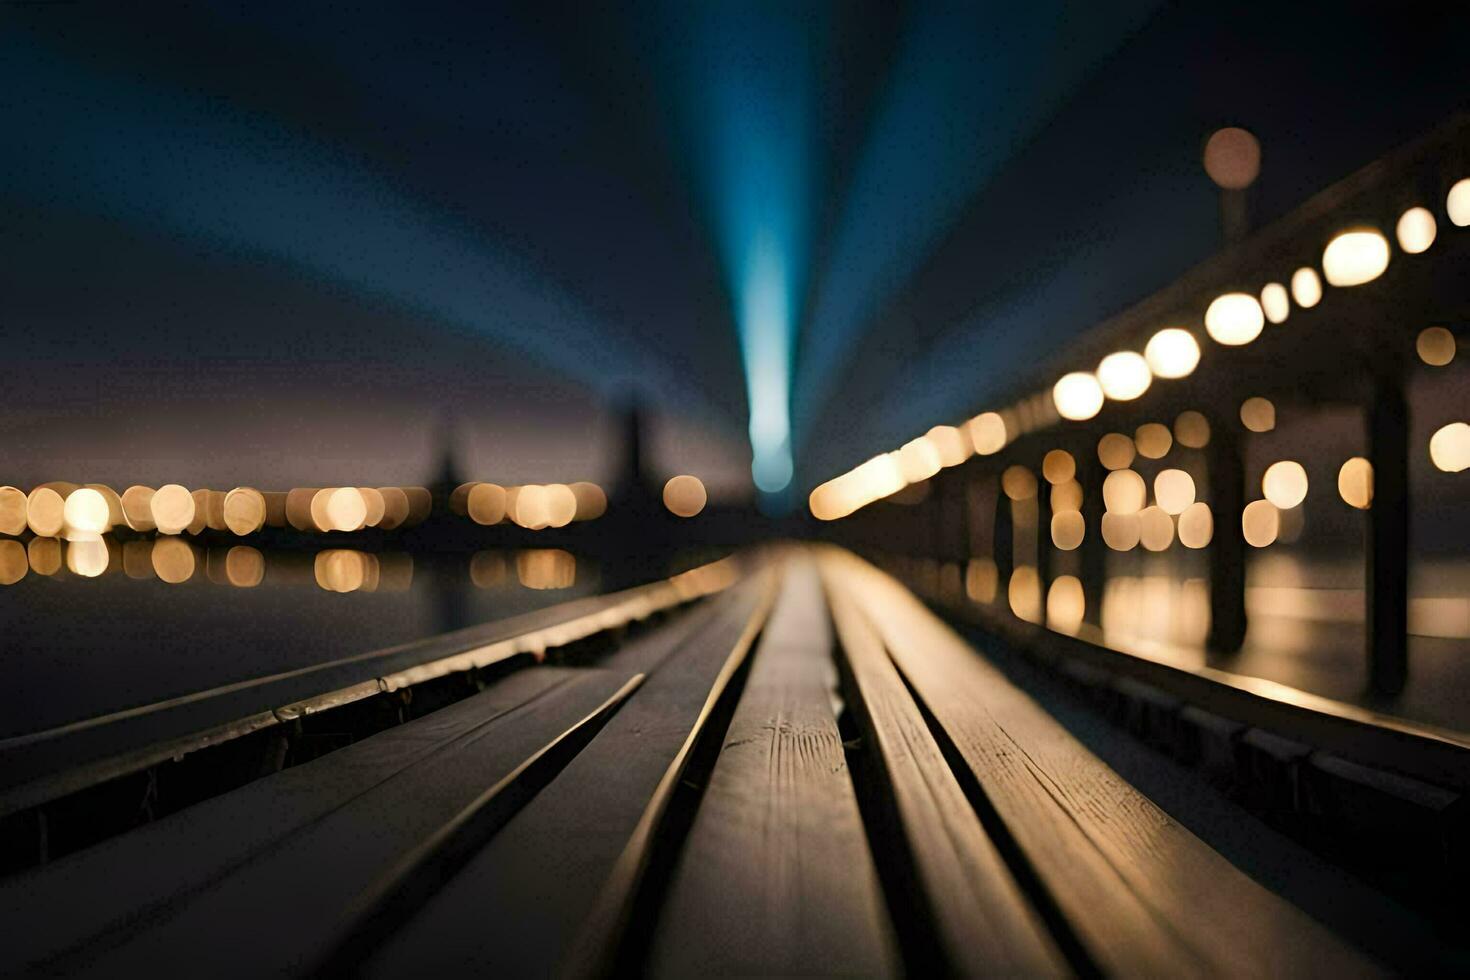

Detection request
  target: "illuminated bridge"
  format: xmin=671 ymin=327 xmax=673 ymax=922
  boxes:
xmin=2 ymin=5 xmax=1469 ymax=977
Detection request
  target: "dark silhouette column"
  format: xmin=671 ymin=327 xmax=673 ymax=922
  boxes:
xmin=1207 ymin=416 xmax=1247 ymax=653
xmin=1367 ymin=370 xmax=1409 ymax=695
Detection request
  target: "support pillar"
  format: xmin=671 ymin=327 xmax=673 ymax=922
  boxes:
xmin=1368 ymin=372 xmax=1409 ymax=695
xmin=1207 ymin=417 xmax=1247 ymax=652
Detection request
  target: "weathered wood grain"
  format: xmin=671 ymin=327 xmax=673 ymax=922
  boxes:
xmin=645 ymin=559 xmax=900 ymax=977
xmin=826 ymin=550 xmax=1381 ymax=978
xmin=823 ymin=561 xmax=1068 ymax=977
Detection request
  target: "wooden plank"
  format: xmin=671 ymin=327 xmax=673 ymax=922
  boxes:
xmin=821 ymin=560 xmax=1067 ymax=977
xmin=27 ymin=667 xmax=642 ymax=976
xmin=0 ymin=664 xmax=574 ymax=972
xmin=827 ymin=550 xmax=1381 ymax=977
xmin=0 ymin=557 xmax=738 ymax=816
xmin=360 ymin=571 xmax=777 ymax=979
xmin=645 ymin=559 xmax=900 ymax=977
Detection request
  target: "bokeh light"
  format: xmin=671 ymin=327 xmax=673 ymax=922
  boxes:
xmin=1042 ymin=449 xmax=1075 ymax=485
xmin=1096 ymin=351 xmax=1151 ymax=400
xmin=1395 ymin=206 xmax=1436 ymax=253
xmin=1002 ymin=465 xmax=1038 ymax=501
xmin=1429 ymin=422 xmax=1470 ymax=473
xmin=663 ymin=474 xmax=708 ymax=517
xmin=1417 ymin=326 xmax=1456 ymax=366
xmin=0 ymin=486 xmax=26 ymax=536
xmin=926 ymin=425 xmax=972 ymax=468
xmin=1262 ymin=460 xmax=1309 ymax=508
xmin=1337 ymin=457 xmax=1373 ymax=509
xmin=62 ymin=488 xmax=110 ymax=536
xmin=1097 ymin=432 xmax=1136 ymax=470
xmin=1202 ymin=127 xmax=1261 ymax=189
xmin=1102 ymin=469 xmax=1146 ymax=514
xmin=1046 ymin=576 xmax=1085 ymax=634
xmin=1143 ymin=328 xmax=1200 ymax=379
xmin=1053 ymin=372 xmax=1104 ymax=421
xmin=26 ymin=487 xmax=65 ymax=538
xmin=1051 ymin=479 xmax=1083 ymax=512
xmin=898 ymin=437 xmax=942 ymax=484
xmin=967 ymin=412 xmax=1007 ymax=455
xmin=1447 ymin=178 xmax=1470 ymax=227
xmin=1051 ymin=510 xmax=1085 ymax=550
xmin=1134 ymin=422 xmax=1172 ymax=459
xmin=1154 ymin=469 xmax=1195 ymax=515
xmin=1290 ymin=267 xmax=1323 ymax=308
xmin=1101 ymin=512 xmax=1140 ymax=551
xmin=1204 ymin=292 xmax=1264 ymax=346
xmin=1174 ymin=410 xmax=1211 ymax=448
xmin=1178 ymin=501 xmax=1214 ymax=549
xmin=1240 ymin=397 xmax=1276 ymax=433
xmin=1260 ymin=282 xmax=1290 ymax=324
xmin=1242 ymin=499 xmax=1280 ymax=548
xmin=1322 ymin=229 xmax=1389 ymax=286
xmin=1138 ymin=505 xmax=1174 ymax=552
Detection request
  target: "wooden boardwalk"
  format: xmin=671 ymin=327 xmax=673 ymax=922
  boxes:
xmin=0 ymin=547 xmax=1397 ymax=976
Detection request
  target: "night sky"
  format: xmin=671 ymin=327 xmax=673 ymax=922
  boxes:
xmin=2 ymin=2 xmax=1467 ymax=502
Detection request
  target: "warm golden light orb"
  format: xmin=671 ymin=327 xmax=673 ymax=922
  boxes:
xmin=1396 ymin=206 xmax=1437 ymax=253
xmin=898 ymin=438 xmax=942 ymax=484
xmin=359 ymin=488 xmax=386 ymax=528
xmin=1417 ymin=327 xmax=1456 ymax=367
xmin=66 ymin=537 xmax=110 ymax=577
xmin=1337 ymin=457 xmax=1373 ymax=509
xmin=1262 ymin=460 xmax=1308 ymax=509
xmin=518 ymin=549 xmax=577 ymax=590
xmin=0 ymin=540 xmax=26 ymax=585
xmin=1260 ymin=283 xmax=1290 ymax=324
xmin=25 ymin=487 xmax=65 ymax=538
xmin=1154 ymin=469 xmax=1196 ymax=515
xmin=223 ymin=487 xmax=267 ymax=536
xmin=1051 ymin=479 xmax=1083 ymax=512
xmin=0 ymin=486 xmax=29 ymax=537
xmin=1046 ymin=576 xmax=1086 ymax=634
xmin=663 ymin=475 xmax=707 ymax=518
xmin=151 ymin=484 xmax=196 ymax=535
xmin=1240 ymin=397 xmax=1276 ymax=433
xmin=318 ymin=487 xmax=368 ymax=532
xmin=120 ymin=486 xmax=157 ymax=532
xmin=1242 ymin=500 xmax=1280 ymax=548
xmin=1204 ymin=292 xmax=1264 ymax=346
xmin=152 ymin=537 xmax=197 ymax=583
xmin=1174 ymin=410 xmax=1211 ymax=448
xmin=1429 ymin=422 xmax=1470 ymax=473
xmin=1290 ymin=267 xmax=1322 ymax=308
xmin=569 ymin=482 xmax=608 ymax=521
xmin=545 ymin=484 xmax=578 ymax=528
xmin=1138 ymin=505 xmax=1174 ymax=552
xmin=1053 ymin=372 xmax=1104 ymax=421
xmin=1322 ymin=229 xmax=1390 ymax=287
xmin=1002 ymin=465 xmax=1038 ymax=501
xmin=1042 ymin=449 xmax=1075 ymax=485
xmin=967 ymin=412 xmax=1007 ymax=455
xmin=63 ymin=488 xmax=111 ymax=536
xmin=1178 ymin=501 xmax=1214 ymax=549
xmin=225 ymin=546 xmax=265 ymax=587
xmin=1102 ymin=469 xmax=1146 ymax=515
xmin=316 ymin=549 xmax=368 ymax=593
xmin=1203 ymin=127 xmax=1261 ymax=189
xmin=1101 ymin=512 xmax=1140 ymax=551
xmin=1447 ymin=178 xmax=1470 ymax=227
xmin=1144 ymin=328 xmax=1200 ymax=379
xmin=28 ymin=536 xmax=62 ymax=576
xmin=1134 ymin=422 xmax=1172 ymax=459
xmin=376 ymin=487 xmax=411 ymax=530
xmin=468 ymin=483 xmax=508 ymax=525
xmin=1096 ymin=351 xmax=1152 ymax=400
xmin=1097 ymin=432 xmax=1136 ymax=470
xmin=1051 ymin=511 xmax=1085 ymax=551
xmin=926 ymin=425 xmax=972 ymax=467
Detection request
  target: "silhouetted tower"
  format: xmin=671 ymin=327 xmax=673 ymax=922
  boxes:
xmin=427 ymin=410 xmax=464 ymax=514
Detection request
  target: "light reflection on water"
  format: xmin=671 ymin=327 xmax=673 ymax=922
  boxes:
xmin=886 ymin=550 xmax=1470 ymax=732
xmin=0 ymin=539 xmax=609 ymax=739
